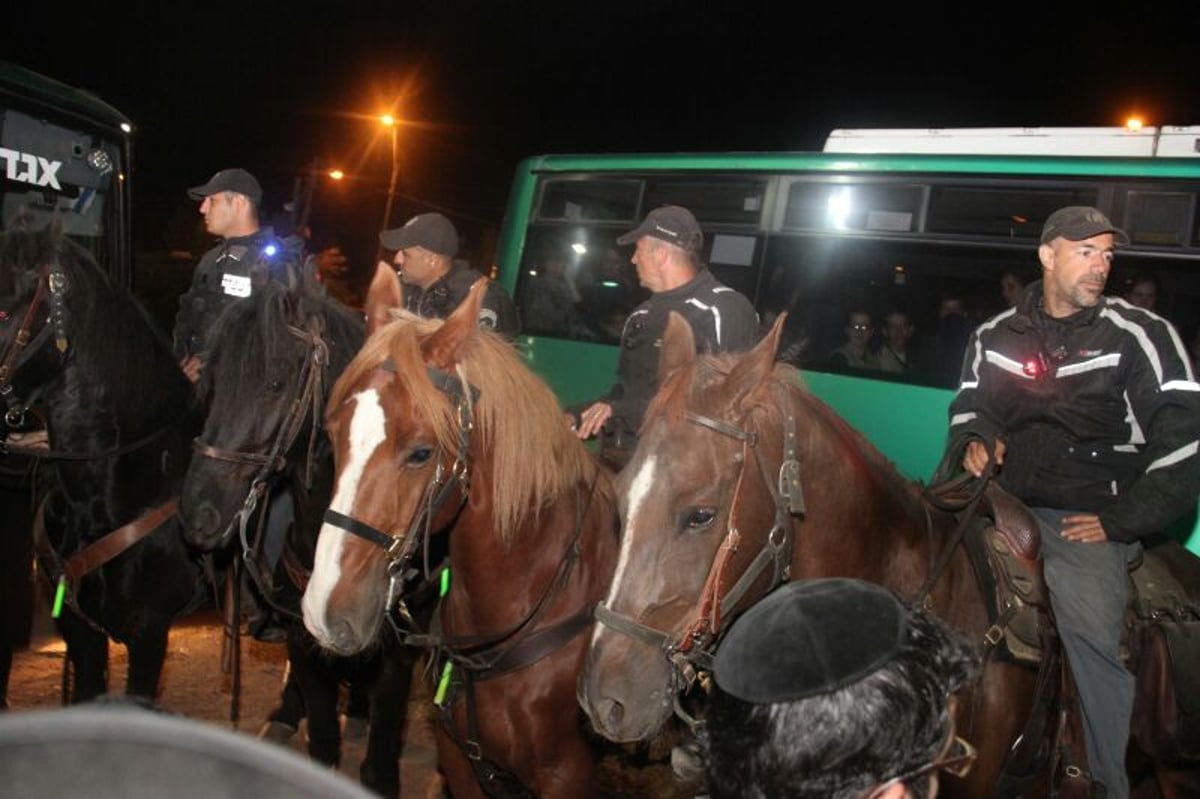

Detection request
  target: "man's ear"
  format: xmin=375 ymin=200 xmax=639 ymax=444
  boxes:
xmin=1038 ymin=243 xmax=1055 ymax=272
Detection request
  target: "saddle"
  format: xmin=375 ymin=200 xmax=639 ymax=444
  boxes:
xmin=963 ymin=485 xmax=1200 ymax=765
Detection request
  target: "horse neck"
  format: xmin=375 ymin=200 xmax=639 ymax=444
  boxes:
xmin=784 ymin=391 xmax=933 ymax=596
xmin=441 ymin=453 xmax=584 ymax=636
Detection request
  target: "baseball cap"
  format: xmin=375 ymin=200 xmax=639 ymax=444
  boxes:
xmin=187 ymin=168 xmax=263 ymax=206
xmin=1040 ymin=206 xmax=1129 ymax=245
xmin=712 ymin=578 xmax=908 ymax=704
xmin=379 ymin=212 xmax=459 ymax=257
xmin=616 ymin=205 xmax=703 ymax=252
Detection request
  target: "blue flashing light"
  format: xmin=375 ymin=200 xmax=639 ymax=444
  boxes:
xmin=263 ymin=244 xmax=278 ymax=257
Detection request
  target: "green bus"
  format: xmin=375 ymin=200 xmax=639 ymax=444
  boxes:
xmin=0 ymin=61 xmax=134 ymax=287
xmin=492 ymin=127 xmax=1200 ymax=553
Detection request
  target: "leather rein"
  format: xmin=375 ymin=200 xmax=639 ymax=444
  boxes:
xmin=594 ymin=388 xmax=805 ymax=691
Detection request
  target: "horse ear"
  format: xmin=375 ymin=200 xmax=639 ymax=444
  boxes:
xmin=659 ymin=311 xmax=697 ymax=381
xmin=723 ymin=312 xmax=786 ymax=411
xmin=365 ymin=260 xmax=403 ymax=335
xmin=421 ymin=278 xmax=487 ymax=370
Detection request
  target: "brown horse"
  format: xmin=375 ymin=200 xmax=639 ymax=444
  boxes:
xmin=578 ymin=312 xmax=1200 ymax=798
xmin=301 ymin=274 xmax=619 ymax=798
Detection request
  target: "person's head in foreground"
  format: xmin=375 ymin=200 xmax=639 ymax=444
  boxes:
xmin=705 ymin=578 xmax=979 ymax=799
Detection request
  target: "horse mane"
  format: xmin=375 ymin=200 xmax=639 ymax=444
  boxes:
xmin=204 ymin=279 xmax=365 ymax=405
xmin=647 ymin=354 xmax=922 ymax=512
xmin=331 ymin=313 xmax=597 ymax=543
xmin=0 ymin=227 xmax=188 ymax=433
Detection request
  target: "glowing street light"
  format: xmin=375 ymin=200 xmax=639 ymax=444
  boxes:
xmin=380 ymin=114 xmax=399 ymax=231
xmin=328 ymin=169 xmax=345 ymax=181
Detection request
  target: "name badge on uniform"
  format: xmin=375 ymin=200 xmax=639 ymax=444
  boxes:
xmin=221 ymin=273 xmax=252 ymax=298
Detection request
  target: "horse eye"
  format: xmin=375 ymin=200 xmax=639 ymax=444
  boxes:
xmin=684 ymin=508 xmax=717 ymax=530
xmin=407 ymin=447 xmax=434 ymax=466
xmin=268 ymin=379 xmax=285 ymax=392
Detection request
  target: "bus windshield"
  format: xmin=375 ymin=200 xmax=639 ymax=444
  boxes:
xmin=0 ymin=61 xmax=133 ymax=285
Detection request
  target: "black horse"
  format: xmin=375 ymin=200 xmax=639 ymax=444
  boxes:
xmin=178 ymin=272 xmax=419 ymax=798
xmin=0 ymin=224 xmax=204 ymax=702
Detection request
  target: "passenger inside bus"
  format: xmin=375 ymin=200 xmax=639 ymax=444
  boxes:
xmin=1122 ymin=271 xmax=1159 ymax=311
xmin=828 ymin=309 xmax=879 ymax=371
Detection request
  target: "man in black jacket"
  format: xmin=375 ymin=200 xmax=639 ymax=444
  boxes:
xmin=573 ymin=205 xmax=758 ymax=466
xmin=942 ymin=206 xmax=1200 ymax=798
xmin=379 ymin=212 xmax=517 ymax=337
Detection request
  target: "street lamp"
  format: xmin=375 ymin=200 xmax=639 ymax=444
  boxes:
xmin=380 ymin=114 xmax=399 ymax=231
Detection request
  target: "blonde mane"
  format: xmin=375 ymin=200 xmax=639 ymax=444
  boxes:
xmin=330 ymin=313 xmax=597 ymax=543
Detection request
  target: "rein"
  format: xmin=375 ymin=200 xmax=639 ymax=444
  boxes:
xmin=0 ymin=261 xmax=59 ymax=427
xmin=594 ymin=387 xmax=804 ymax=686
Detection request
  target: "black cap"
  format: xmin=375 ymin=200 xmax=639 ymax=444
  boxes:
xmin=712 ymin=578 xmax=908 ymax=704
xmin=379 ymin=212 xmax=459 ymax=257
xmin=187 ymin=168 xmax=263 ymax=206
xmin=1040 ymin=206 xmax=1129 ymax=245
xmin=616 ymin=205 xmax=703 ymax=252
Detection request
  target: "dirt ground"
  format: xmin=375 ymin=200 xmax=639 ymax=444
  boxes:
xmin=7 ymin=604 xmax=690 ymax=798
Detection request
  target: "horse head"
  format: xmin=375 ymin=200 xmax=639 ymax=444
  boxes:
xmin=180 ymin=270 xmax=355 ymax=551
xmin=302 ymin=264 xmax=486 ymax=655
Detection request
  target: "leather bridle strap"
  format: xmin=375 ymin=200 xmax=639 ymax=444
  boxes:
xmin=324 ymin=507 xmax=395 ymax=551
xmin=63 ymin=499 xmax=180 ymax=582
xmin=0 ymin=263 xmax=52 ymax=425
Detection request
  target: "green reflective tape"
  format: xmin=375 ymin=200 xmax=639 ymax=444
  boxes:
xmin=434 ymin=661 xmax=453 ymax=706
xmin=440 ymin=567 xmax=451 ymax=597
xmin=52 ymin=577 xmax=66 ymax=619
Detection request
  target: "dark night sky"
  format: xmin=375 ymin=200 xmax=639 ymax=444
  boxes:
xmin=6 ymin=1 xmax=1198 ymax=253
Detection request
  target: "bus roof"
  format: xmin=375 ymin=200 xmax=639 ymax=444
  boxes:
xmin=0 ymin=60 xmax=133 ymax=134
xmin=823 ymin=126 xmax=1200 ymax=158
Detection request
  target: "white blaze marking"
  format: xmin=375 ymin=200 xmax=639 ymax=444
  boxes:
xmin=303 ymin=389 xmax=387 ymax=635
xmin=591 ymin=454 xmax=658 ymax=647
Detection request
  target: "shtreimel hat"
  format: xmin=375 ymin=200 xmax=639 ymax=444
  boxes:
xmin=187 ymin=168 xmax=263 ymax=206
xmin=1040 ymin=206 xmax=1129 ymax=245
xmin=616 ymin=205 xmax=703 ymax=253
xmin=379 ymin=212 xmax=459 ymax=257
xmin=712 ymin=578 xmax=908 ymax=704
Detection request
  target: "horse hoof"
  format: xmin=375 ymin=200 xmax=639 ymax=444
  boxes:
xmin=341 ymin=714 xmax=368 ymax=743
xmin=258 ymin=720 xmax=298 ymax=744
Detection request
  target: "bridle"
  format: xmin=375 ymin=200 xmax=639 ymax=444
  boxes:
xmin=594 ymin=387 xmax=806 ymax=690
xmin=0 ymin=259 xmax=69 ymax=428
xmin=321 ymin=360 xmax=477 ymax=617
xmin=191 ymin=319 xmax=331 ymax=552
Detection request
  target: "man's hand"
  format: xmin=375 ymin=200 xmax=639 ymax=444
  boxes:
xmin=1059 ymin=513 xmax=1109 ymax=543
xmin=963 ymin=438 xmax=1006 ymax=478
xmin=576 ymin=402 xmax=613 ymax=439
xmin=4 ymin=428 xmax=49 ymax=451
xmin=180 ymin=355 xmax=203 ymax=384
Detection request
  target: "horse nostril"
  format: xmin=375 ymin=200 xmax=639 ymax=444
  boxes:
xmin=605 ymin=699 xmax=625 ymax=730
xmin=192 ymin=502 xmax=221 ymax=537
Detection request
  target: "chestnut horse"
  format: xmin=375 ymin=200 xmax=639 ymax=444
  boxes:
xmin=302 ymin=274 xmax=619 ymax=798
xmin=579 ymin=313 xmax=1200 ymax=798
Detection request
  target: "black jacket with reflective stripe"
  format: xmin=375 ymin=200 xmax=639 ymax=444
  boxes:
xmin=944 ymin=281 xmax=1200 ymax=542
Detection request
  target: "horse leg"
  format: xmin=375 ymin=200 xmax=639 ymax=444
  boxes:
xmin=286 ymin=626 xmax=341 ymax=767
xmin=260 ymin=664 xmax=305 ymax=742
xmin=57 ymin=612 xmax=109 ymax=703
xmin=123 ymin=617 xmax=170 ymax=699
xmin=358 ymin=646 xmax=417 ymax=799
xmin=0 ymin=644 xmax=11 ymax=709
xmin=434 ymin=724 xmax=487 ymax=799
xmin=529 ymin=726 xmax=597 ymax=799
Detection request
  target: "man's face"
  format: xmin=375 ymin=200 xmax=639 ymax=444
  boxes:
xmin=883 ymin=314 xmax=913 ymax=350
xmin=846 ymin=312 xmax=872 ymax=346
xmin=392 ymin=246 xmax=441 ymax=289
xmin=631 ymin=237 xmax=664 ymax=292
xmin=1039 ymin=233 xmax=1115 ymax=317
xmin=199 ymin=192 xmax=239 ymax=237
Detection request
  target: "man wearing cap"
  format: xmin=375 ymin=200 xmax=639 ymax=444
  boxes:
xmin=174 ymin=168 xmax=303 ymax=382
xmin=572 ymin=205 xmax=758 ymax=464
xmin=940 ymin=206 xmax=1200 ymax=797
xmin=379 ymin=212 xmax=517 ymax=336
xmin=705 ymin=578 xmax=978 ymax=799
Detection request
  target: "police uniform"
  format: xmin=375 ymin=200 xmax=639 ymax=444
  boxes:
xmin=942 ymin=210 xmax=1200 ymax=797
xmin=172 ymin=227 xmax=303 ymax=360
xmin=403 ymin=261 xmax=518 ymax=337
xmin=598 ymin=268 xmax=758 ymax=440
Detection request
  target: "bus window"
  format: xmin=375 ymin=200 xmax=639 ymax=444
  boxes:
xmin=1122 ymin=190 xmax=1193 ymax=247
xmin=537 ymin=179 xmax=640 ymax=222
xmin=926 ymin=185 xmax=1099 ymax=238
xmin=783 ymin=182 xmax=925 ymax=232
xmin=642 ymin=178 xmax=767 ymax=226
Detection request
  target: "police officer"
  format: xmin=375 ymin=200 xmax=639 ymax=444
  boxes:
xmin=573 ymin=205 xmax=759 ymax=465
xmin=173 ymin=168 xmax=303 ymax=383
xmin=379 ymin=212 xmax=517 ymax=336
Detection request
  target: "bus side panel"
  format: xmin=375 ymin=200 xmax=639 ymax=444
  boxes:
xmin=519 ymin=336 xmax=619 ymax=410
